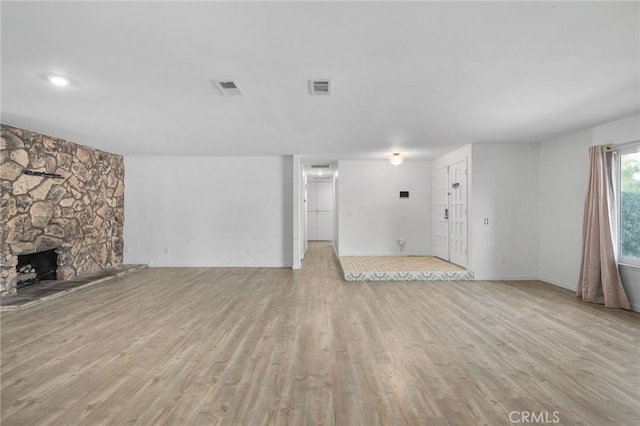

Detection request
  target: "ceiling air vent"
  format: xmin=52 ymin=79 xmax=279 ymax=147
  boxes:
xmin=214 ymin=80 xmax=244 ymax=96
xmin=310 ymin=164 xmax=332 ymax=169
xmin=309 ymin=79 xmax=331 ymax=96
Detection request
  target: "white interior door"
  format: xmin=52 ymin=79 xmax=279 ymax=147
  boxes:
xmin=448 ymin=160 xmax=467 ymax=267
xmin=432 ymin=160 xmax=468 ymax=267
xmin=433 ymin=166 xmax=449 ymax=260
xmin=307 ymin=180 xmax=334 ymax=241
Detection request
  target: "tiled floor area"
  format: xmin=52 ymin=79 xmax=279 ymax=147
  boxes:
xmin=0 ymin=264 xmax=147 ymax=311
xmin=339 ymin=256 xmax=474 ymax=281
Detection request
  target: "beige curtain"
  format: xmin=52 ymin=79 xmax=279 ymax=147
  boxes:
xmin=577 ymin=145 xmax=630 ymax=309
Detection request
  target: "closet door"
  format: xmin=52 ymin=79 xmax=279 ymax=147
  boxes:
xmin=306 ymin=180 xmax=334 ymax=241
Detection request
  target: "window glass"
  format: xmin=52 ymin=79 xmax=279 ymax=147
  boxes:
xmin=620 ymin=151 xmax=640 ymax=261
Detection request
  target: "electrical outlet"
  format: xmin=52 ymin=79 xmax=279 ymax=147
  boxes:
xmin=501 ymin=257 xmax=507 ymax=264
xmin=163 ymin=247 xmax=169 ymax=255
xmin=245 ymin=248 xmax=250 ymax=254
xmin=484 ymin=218 xmax=489 ymax=225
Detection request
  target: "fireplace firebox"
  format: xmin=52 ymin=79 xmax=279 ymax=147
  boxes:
xmin=16 ymin=249 xmax=58 ymax=289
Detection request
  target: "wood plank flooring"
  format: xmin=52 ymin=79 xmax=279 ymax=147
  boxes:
xmin=1 ymin=242 xmax=639 ymax=425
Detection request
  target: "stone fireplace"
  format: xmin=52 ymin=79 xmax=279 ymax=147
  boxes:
xmin=1 ymin=124 xmax=124 ymax=296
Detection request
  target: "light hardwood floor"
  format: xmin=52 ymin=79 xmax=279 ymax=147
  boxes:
xmin=1 ymin=242 xmax=639 ymax=425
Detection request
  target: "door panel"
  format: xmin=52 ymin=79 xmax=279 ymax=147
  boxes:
xmin=449 ymin=160 xmax=467 ymax=267
xmin=308 ymin=213 xmax=318 ymax=240
xmin=316 ymin=181 xmax=333 ymax=211
xmin=307 ymin=183 xmax=318 ymax=211
xmin=316 ymin=211 xmax=333 ymax=240
xmin=433 ymin=166 xmax=449 ymax=260
xmin=432 ymin=160 xmax=467 ymax=268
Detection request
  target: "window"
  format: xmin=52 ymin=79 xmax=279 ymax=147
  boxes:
xmin=617 ymin=145 xmax=640 ymax=266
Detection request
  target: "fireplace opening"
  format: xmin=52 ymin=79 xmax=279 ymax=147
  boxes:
xmin=16 ymin=249 xmax=58 ymax=289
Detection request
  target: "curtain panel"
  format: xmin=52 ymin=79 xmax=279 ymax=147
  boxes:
xmin=577 ymin=145 xmax=630 ymax=309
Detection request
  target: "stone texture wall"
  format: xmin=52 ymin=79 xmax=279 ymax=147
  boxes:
xmin=0 ymin=124 xmax=124 ymax=295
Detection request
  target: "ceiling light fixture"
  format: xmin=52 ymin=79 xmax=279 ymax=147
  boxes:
xmin=42 ymin=73 xmax=71 ymax=87
xmin=48 ymin=75 xmax=69 ymax=87
xmin=389 ymin=153 xmax=404 ymax=166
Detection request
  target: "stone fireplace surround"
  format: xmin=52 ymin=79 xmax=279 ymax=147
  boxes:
xmin=1 ymin=124 xmax=124 ymax=296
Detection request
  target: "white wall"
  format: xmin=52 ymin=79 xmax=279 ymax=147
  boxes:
xmin=471 ymin=143 xmax=540 ymax=280
xmin=124 ymin=156 xmax=293 ymax=267
xmin=292 ymin=155 xmax=302 ymax=269
xmin=432 ymin=145 xmax=472 ymax=171
xmin=302 ymin=170 xmax=308 ymax=258
xmin=332 ymin=168 xmax=340 ymax=256
xmin=338 ymin=160 xmax=432 ymax=256
xmin=538 ymin=114 xmax=640 ymax=310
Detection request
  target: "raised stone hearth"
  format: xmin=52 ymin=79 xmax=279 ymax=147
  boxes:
xmin=1 ymin=124 xmax=124 ymax=296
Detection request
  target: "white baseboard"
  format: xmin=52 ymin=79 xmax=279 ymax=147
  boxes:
xmin=473 ymin=275 xmax=538 ymax=281
xmin=537 ymin=277 xmax=576 ymax=292
xmin=148 ymin=262 xmax=293 ymax=268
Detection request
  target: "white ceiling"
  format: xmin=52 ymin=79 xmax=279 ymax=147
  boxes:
xmin=1 ymin=1 xmax=638 ymax=162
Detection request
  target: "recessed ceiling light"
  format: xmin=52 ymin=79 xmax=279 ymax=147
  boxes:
xmin=40 ymin=73 xmax=73 ymax=87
